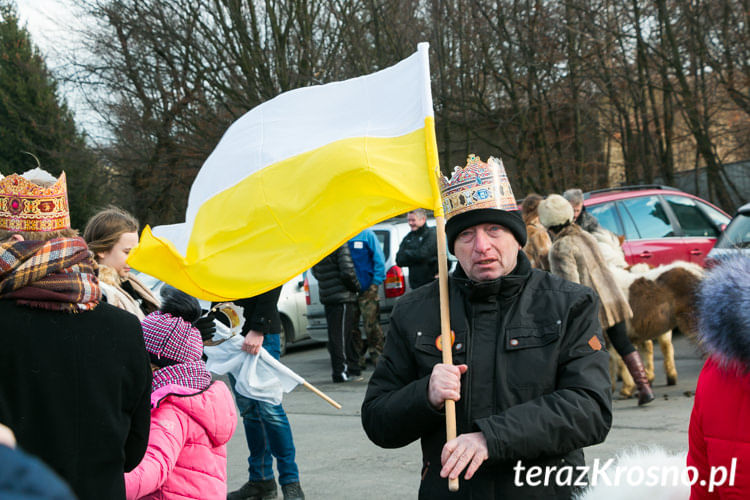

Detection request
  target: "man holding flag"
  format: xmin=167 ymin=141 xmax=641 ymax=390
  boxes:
xmin=361 ymin=155 xmax=612 ymax=499
xmin=125 ymin=41 xmax=611 ymax=499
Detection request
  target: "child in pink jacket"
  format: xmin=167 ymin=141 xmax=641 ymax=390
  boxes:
xmin=125 ymin=286 xmax=236 ymax=500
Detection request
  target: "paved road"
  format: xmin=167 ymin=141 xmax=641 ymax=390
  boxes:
xmin=225 ymin=333 xmax=704 ymax=499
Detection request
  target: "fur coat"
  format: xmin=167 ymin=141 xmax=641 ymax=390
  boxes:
xmin=549 ymin=223 xmax=632 ymax=329
xmin=589 ymin=227 xmax=628 ymax=270
xmin=98 ymin=265 xmax=160 ymax=320
xmin=523 ymin=217 xmax=552 ymax=271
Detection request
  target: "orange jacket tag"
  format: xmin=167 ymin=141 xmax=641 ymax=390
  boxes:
xmin=588 ymin=335 xmax=602 ymax=351
xmin=436 ymin=330 xmax=456 ymax=351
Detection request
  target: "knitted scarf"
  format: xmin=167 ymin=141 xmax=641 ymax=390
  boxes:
xmin=143 ymin=311 xmax=212 ymax=393
xmin=0 ymin=237 xmax=100 ymax=312
xmin=152 ymin=362 xmax=212 ymax=393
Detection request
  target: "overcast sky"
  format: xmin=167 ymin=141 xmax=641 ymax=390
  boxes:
xmin=15 ymin=0 xmax=103 ymax=138
xmin=16 ymin=0 xmax=78 ymax=59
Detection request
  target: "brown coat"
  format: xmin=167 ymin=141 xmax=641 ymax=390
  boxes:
xmin=549 ymin=224 xmax=632 ymax=329
xmin=523 ymin=217 xmax=552 ymax=271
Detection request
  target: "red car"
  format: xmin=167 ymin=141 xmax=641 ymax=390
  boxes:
xmin=583 ymin=186 xmax=731 ymax=267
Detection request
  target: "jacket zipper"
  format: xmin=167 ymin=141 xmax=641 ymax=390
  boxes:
xmin=493 ymin=300 xmax=513 ymax=415
xmin=465 ymin=311 xmax=474 ymax=426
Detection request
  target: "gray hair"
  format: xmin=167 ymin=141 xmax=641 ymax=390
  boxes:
xmin=408 ymin=208 xmax=427 ymax=219
xmin=562 ymin=188 xmax=584 ymax=205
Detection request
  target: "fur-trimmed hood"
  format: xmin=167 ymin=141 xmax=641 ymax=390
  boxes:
xmin=697 ymin=256 xmax=750 ymax=366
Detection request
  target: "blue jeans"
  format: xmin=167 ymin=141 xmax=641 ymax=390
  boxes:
xmin=228 ymin=333 xmax=300 ymax=485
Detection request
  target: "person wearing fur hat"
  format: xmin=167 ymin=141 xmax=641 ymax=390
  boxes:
xmin=362 ymin=155 xmax=612 ymax=499
xmin=687 ymin=256 xmax=750 ymax=498
xmin=0 ymin=168 xmax=152 ymax=500
xmin=125 ymin=285 xmax=237 ymax=499
xmin=83 ymin=206 xmax=160 ymax=319
xmin=539 ymin=194 xmax=654 ymax=406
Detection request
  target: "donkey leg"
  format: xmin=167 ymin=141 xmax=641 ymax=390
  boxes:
xmin=642 ymin=340 xmax=655 ymax=383
xmin=617 ymin=351 xmax=636 ymax=398
xmin=659 ymin=330 xmax=678 ymax=385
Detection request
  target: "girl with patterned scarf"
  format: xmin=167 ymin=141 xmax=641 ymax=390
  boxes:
xmin=125 ymin=286 xmax=236 ymax=500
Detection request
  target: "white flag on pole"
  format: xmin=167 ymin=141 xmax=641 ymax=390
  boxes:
xmin=204 ymin=324 xmax=304 ymax=406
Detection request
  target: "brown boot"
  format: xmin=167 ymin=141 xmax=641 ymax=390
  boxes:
xmin=622 ymin=351 xmax=655 ymax=406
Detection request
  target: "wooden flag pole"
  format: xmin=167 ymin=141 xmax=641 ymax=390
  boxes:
xmin=435 ymin=214 xmax=459 ymax=492
xmin=302 ymin=381 xmax=342 ymax=409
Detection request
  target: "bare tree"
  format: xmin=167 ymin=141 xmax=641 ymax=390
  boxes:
xmin=66 ymin=0 xmax=747 ymax=217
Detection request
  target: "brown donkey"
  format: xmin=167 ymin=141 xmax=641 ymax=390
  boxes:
xmin=609 ymin=262 xmax=703 ymax=398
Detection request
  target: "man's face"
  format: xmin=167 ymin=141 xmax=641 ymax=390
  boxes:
xmin=570 ymin=201 xmax=583 ymax=220
xmin=407 ymin=213 xmax=426 ymax=231
xmin=454 ymin=223 xmax=520 ymax=281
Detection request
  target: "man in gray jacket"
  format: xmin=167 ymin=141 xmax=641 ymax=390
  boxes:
xmin=362 ymin=155 xmax=611 ymax=499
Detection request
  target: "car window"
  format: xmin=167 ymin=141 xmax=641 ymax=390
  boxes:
xmin=616 ymin=201 xmax=641 ymax=239
xmin=619 ymin=195 xmax=675 ymax=239
xmin=374 ymin=229 xmax=390 ymax=260
xmin=663 ymin=195 xmax=718 ymax=237
xmin=695 ymin=200 xmax=731 ymax=229
xmin=587 ymin=202 xmax=622 ymax=235
xmin=716 ymin=214 xmax=750 ymax=249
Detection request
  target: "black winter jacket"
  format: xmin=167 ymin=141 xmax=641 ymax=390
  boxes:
xmin=396 ymin=224 xmax=438 ymax=289
xmin=312 ymin=244 xmax=361 ymax=304
xmin=224 ymin=286 xmax=282 ymax=336
xmin=0 ymin=300 xmax=152 ymax=500
xmin=362 ymin=252 xmax=612 ymax=499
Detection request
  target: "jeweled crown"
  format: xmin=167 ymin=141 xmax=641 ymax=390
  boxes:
xmin=439 ymin=154 xmax=518 ymax=220
xmin=0 ymin=171 xmax=71 ymax=232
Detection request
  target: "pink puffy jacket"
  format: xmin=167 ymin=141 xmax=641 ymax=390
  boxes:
xmin=125 ymin=381 xmax=237 ymax=500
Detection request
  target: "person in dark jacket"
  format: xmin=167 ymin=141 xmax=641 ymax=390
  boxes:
xmin=312 ymin=243 xmax=362 ymax=383
xmin=396 ymin=208 xmax=439 ymax=289
xmin=0 ymin=169 xmax=152 ymax=500
xmin=362 ymin=155 xmax=612 ymax=499
xmin=222 ymin=286 xmax=306 ymax=500
xmin=563 ymin=188 xmax=602 ymax=233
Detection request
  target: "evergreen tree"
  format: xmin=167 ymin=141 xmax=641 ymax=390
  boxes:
xmin=0 ymin=1 xmax=100 ymax=229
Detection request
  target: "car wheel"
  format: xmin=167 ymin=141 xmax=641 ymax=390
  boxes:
xmin=279 ymin=316 xmax=292 ymax=357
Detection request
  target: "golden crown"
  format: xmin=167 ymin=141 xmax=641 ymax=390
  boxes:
xmin=0 ymin=171 xmax=71 ymax=232
xmin=439 ymin=154 xmax=518 ymax=220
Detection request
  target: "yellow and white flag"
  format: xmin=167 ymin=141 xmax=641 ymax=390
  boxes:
xmin=128 ymin=43 xmax=440 ymax=301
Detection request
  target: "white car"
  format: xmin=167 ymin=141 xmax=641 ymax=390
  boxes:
xmin=276 ymin=275 xmax=310 ymax=355
xmin=706 ymin=202 xmax=750 ymax=264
